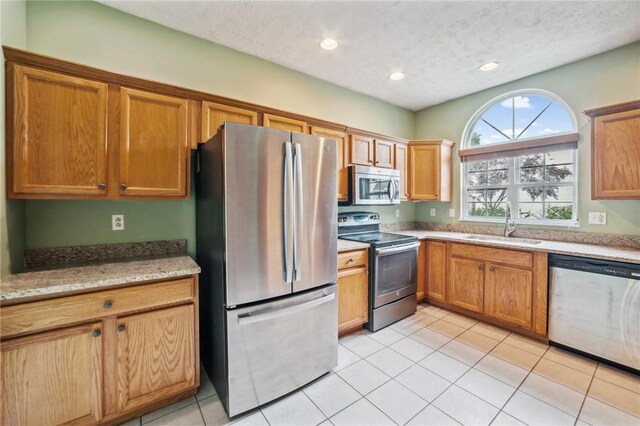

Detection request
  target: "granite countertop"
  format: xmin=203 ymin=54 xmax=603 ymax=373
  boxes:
xmin=338 ymin=239 xmax=370 ymax=251
xmin=394 ymin=230 xmax=640 ymax=264
xmin=1 ymin=255 xmax=201 ymax=303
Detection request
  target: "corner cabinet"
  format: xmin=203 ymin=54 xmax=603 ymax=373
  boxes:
xmin=6 ymin=63 xmax=194 ymax=200
xmin=0 ymin=276 xmax=199 ymax=425
xmin=408 ymin=140 xmax=454 ymax=201
xmin=395 ymin=143 xmax=409 ymax=201
xmin=337 ymin=249 xmax=369 ymax=335
xmin=584 ymin=100 xmax=640 ymax=200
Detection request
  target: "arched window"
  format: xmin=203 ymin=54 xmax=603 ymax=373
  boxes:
xmin=460 ymin=89 xmax=579 ymax=225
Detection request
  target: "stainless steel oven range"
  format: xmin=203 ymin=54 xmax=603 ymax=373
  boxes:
xmin=338 ymin=211 xmax=418 ymax=331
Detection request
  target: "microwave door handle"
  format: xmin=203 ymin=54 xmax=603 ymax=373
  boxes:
xmin=283 ymin=142 xmax=294 ymax=283
xmin=387 ymin=179 xmax=393 ymax=201
xmin=293 ymin=143 xmax=303 ymax=282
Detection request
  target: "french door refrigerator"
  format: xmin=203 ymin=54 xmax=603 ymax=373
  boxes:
xmin=196 ymin=122 xmax=338 ymax=417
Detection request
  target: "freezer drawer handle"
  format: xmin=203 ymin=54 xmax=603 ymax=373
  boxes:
xmin=237 ymin=292 xmax=336 ymax=325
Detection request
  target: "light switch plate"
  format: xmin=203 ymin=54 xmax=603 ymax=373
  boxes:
xmin=395 ymin=209 xmax=400 ymax=218
xmin=449 ymin=208 xmax=455 ymax=218
xmin=112 ymin=214 xmax=125 ymax=231
xmin=430 ymin=208 xmax=436 ymax=217
xmin=588 ymin=212 xmax=606 ymax=225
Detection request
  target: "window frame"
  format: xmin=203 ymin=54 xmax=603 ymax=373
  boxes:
xmin=459 ymin=89 xmax=579 ymax=227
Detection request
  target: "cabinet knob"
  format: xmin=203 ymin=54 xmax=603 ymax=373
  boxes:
xmin=347 ymin=258 xmax=354 ymax=263
xmin=489 ymin=267 xmax=496 ymax=272
xmin=119 ymin=183 xmax=127 ymax=191
xmin=435 ymin=193 xmax=438 ymax=196
xmin=375 ymin=160 xmax=379 ymax=164
xmin=117 ymin=324 xmax=126 ymax=333
xmin=97 ymin=183 xmax=106 ymax=190
xmin=92 ymin=330 xmax=101 ymax=337
xmin=104 ymin=301 xmax=112 ymax=309
xmin=479 ymin=265 xmax=484 ymax=270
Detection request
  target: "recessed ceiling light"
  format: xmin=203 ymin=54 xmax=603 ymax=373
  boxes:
xmin=320 ymin=39 xmax=338 ymax=50
xmin=479 ymin=62 xmax=499 ymax=71
xmin=389 ymin=72 xmax=404 ymax=81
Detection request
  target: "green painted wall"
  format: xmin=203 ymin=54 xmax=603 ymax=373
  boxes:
xmin=414 ymin=42 xmax=640 ymax=236
xmin=1 ymin=0 xmax=27 ymax=277
xmin=8 ymin=0 xmax=414 ymax=264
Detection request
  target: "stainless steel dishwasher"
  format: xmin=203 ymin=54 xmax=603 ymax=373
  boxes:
xmin=549 ymin=254 xmax=640 ymax=371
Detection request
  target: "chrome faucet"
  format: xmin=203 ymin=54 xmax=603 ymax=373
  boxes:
xmin=504 ymin=202 xmax=516 ymax=237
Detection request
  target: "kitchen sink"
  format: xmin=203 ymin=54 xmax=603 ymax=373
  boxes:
xmin=464 ymin=235 xmax=543 ymax=245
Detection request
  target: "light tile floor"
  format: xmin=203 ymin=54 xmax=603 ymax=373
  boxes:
xmin=121 ymin=304 xmax=640 ymax=426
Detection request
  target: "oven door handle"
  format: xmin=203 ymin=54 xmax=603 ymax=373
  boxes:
xmin=375 ymin=242 xmax=420 ymax=256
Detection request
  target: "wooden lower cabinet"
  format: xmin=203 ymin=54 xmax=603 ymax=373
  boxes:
xmin=416 ymin=241 xmax=427 ymax=301
xmin=1 ymin=322 xmax=103 ymax=425
xmin=428 ymin=240 xmax=548 ymax=339
xmin=485 ymin=264 xmax=533 ymax=328
xmin=116 ymin=304 xmax=196 ymax=413
xmin=337 ymin=249 xmax=369 ymax=335
xmin=0 ymin=276 xmax=199 ymax=425
xmin=426 ymin=241 xmax=447 ymax=303
xmin=448 ymin=257 xmax=485 ymax=313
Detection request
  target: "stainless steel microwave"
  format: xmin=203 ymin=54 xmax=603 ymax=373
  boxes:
xmin=340 ymin=165 xmax=401 ymax=206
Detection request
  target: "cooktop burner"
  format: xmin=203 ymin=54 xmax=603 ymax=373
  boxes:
xmin=339 ymin=232 xmax=418 ymax=247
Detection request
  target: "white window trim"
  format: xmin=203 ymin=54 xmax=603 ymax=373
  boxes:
xmin=459 ymin=89 xmax=579 ymax=228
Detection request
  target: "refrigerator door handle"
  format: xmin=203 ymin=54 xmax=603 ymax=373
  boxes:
xmin=283 ymin=142 xmax=294 ymax=283
xmin=293 ymin=143 xmax=304 ymax=282
xmin=237 ymin=292 xmax=335 ymax=325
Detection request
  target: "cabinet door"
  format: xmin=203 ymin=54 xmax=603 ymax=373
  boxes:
xmin=350 ymin=134 xmax=374 ymax=166
xmin=374 ymin=139 xmax=395 ymax=168
xmin=592 ymin=109 xmax=640 ymax=199
xmin=311 ymin=127 xmax=349 ymax=201
xmin=120 ymin=88 xmax=189 ymax=198
xmin=416 ymin=241 xmax=427 ymax=302
xmin=448 ymin=257 xmax=484 ymax=313
xmin=409 ymin=145 xmax=440 ymax=200
xmin=395 ymin=144 xmax=409 ymax=200
xmin=337 ymin=267 xmax=369 ymax=334
xmin=9 ymin=64 xmax=108 ymax=197
xmin=1 ymin=323 xmax=103 ymax=425
xmin=116 ymin=304 xmax=196 ymax=413
xmin=263 ymin=113 xmax=308 ymax=133
xmin=485 ymin=264 xmax=533 ymax=328
xmin=201 ymin=101 xmax=257 ymax=141
xmin=426 ymin=241 xmax=447 ymax=302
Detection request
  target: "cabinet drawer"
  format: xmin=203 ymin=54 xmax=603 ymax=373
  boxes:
xmin=449 ymin=243 xmax=532 ymax=268
xmin=338 ymin=250 xmax=368 ymax=270
xmin=1 ymin=277 xmax=195 ymax=339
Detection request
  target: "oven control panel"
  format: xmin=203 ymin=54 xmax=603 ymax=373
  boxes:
xmin=338 ymin=212 xmax=381 ymax=227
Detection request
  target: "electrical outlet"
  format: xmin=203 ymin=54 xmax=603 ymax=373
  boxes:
xmin=112 ymin=214 xmax=125 ymax=231
xmin=430 ymin=208 xmax=436 ymax=217
xmin=588 ymin=212 xmax=607 ymax=225
xmin=449 ymin=208 xmax=455 ymax=218
xmin=395 ymin=209 xmax=400 ymax=218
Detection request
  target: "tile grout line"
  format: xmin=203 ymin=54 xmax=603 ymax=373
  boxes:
xmin=573 ymin=362 xmax=598 ymax=426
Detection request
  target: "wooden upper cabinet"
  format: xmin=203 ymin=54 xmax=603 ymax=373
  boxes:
xmin=263 ymin=113 xmax=308 ymax=133
xmin=374 ymin=139 xmax=395 ymax=168
xmin=584 ymin=101 xmax=640 ymax=199
xmin=408 ymin=140 xmax=454 ymax=201
xmin=448 ymin=257 xmax=484 ymax=313
xmin=8 ymin=64 xmax=108 ymax=197
xmin=426 ymin=241 xmax=447 ymax=303
xmin=395 ymin=143 xmax=409 ymax=200
xmin=311 ymin=127 xmax=349 ymax=201
xmin=201 ymin=101 xmax=258 ymax=142
xmin=485 ymin=264 xmax=533 ymax=329
xmin=119 ymin=88 xmax=190 ymax=198
xmin=116 ymin=304 xmax=196 ymax=413
xmin=350 ymin=134 xmax=375 ymax=166
xmin=1 ymin=323 xmax=103 ymax=425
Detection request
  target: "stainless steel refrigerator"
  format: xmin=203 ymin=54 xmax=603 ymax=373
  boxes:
xmin=196 ymin=122 xmax=338 ymax=417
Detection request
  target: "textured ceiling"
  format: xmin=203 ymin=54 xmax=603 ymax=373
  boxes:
xmin=98 ymin=1 xmax=640 ymax=111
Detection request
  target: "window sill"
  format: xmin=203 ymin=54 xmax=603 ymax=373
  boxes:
xmin=459 ymin=217 xmax=580 ymax=229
